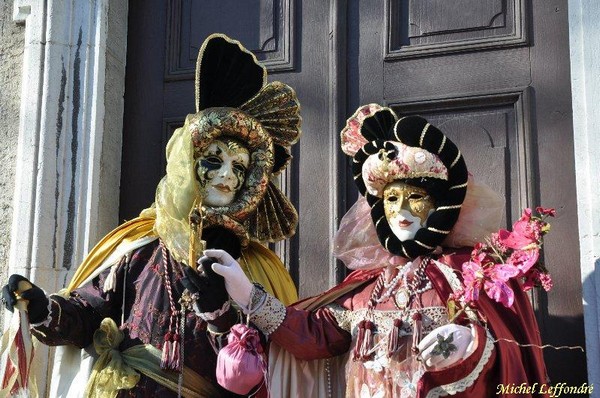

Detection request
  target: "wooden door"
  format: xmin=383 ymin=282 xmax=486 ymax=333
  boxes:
xmin=122 ymin=0 xmax=585 ymax=386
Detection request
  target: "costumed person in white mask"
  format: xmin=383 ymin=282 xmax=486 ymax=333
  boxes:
xmin=1 ymin=33 xmax=301 ymax=397
xmin=204 ymin=105 xmax=549 ymax=397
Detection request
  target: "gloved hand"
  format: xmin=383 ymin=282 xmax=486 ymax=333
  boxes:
xmin=202 ymin=226 xmax=242 ymax=259
xmin=417 ymin=324 xmax=476 ymax=370
xmin=2 ymin=274 xmax=50 ymax=323
xmin=181 ymin=258 xmax=229 ymax=314
xmin=204 ymin=249 xmax=253 ymax=310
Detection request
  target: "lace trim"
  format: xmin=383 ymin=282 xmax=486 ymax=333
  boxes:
xmin=425 ymin=330 xmax=495 ymax=397
xmin=432 ymin=259 xmax=478 ymax=322
xmin=431 ymin=259 xmax=462 ymax=292
xmin=326 ymin=304 xmax=449 ymax=337
xmin=252 ymin=293 xmax=286 ymax=335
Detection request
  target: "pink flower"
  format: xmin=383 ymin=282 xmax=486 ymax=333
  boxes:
xmin=489 ymin=232 xmax=509 ymax=255
xmin=507 ymin=248 xmax=540 ymax=275
xmin=462 ymin=260 xmax=519 ymax=307
xmin=484 ymin=281 xmax=515 ymax=308
xmin=498 ymin=212 xmax=542 ymax=250
xmin=539 ymin=272 xmax=553 ymax=291
xmin=536 ymin=207 xmax=556 ymax=217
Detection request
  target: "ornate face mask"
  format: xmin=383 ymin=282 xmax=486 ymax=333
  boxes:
xmin=196 ymin=138 xmax=250 ymax=206
xmin=383 ymin=181 xmax=435 ymax=241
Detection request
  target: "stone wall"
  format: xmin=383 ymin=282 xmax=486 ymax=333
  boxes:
xmin=0 ymin=0 xmax=23 ymax=319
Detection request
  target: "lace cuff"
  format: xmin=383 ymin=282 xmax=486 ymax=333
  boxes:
xmin=425 ymin=328 xmax=495 ymax=397
xmin=250 ymin=292 xmax=286 ymax=335
xmin=193 ymin=300 xmax=231 ymax=321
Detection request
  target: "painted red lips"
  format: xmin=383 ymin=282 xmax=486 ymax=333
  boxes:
xmin=213 ymin=183 xmax=232 ymax=193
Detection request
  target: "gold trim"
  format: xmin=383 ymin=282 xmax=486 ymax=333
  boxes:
xmin=437 ymin=204 xmax=463 ymax=210
xmin=449 ymin=181 xmax=468 ymax=190
xmin=414 ymin=240 xmax=435 ymax=249
xmin=419 ymin=123 xmax=430 ymax=147
xmin=375 ymin=215 xmax=385 ymax=228
xmin=450 ymin=151 xmax=462 ymax=168
xmin=384 ymin=237 xmax=390 ymax=251
xmin=427 ymin=227 xmax=451 ymax=234
xmin=401 ymin=245 xmax=409 ymax=258
xmin=437 ymin=135 xmax=446 ymax=154
xmin=393 ymin=118 xmax=406 ymax=143
xmin=353 ymin=173 xmax=361 ymax=180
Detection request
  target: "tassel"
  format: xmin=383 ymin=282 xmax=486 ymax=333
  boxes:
xmin=161 ymin=332 xmax=173 ymax=369
xmin=352 ymin=320 xmax=366 ymax=361
xmin=411 ymin=312 xmax=422 ymax=354
xmin=387 ymin=319 xmax=403 ymax=357
xmin=353 ymin=320 xmax=375 ymax=361
xmin=170 ymin=333 xmax=182 ymax=371
xmin=160 ymin=332 xmax=182 ymax=371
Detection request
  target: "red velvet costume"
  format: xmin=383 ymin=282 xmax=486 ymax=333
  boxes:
xmin=265 ymin=249 xmax=549 ymax=397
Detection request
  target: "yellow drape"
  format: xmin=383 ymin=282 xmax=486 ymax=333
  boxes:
xmin=66 ymin=215 xmax=298 ymax=304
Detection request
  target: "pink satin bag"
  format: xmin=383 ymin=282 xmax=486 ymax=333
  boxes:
xmin=216 ymin=323 xmax=267 ymax=395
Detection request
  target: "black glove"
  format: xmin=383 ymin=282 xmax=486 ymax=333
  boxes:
xmin=181 ymin=259 xmax=229 ymax=314
xmin=2 ymin=274 xmax=50 ymax=323
xmin=202 ymin=226 xmax=242 ymax=259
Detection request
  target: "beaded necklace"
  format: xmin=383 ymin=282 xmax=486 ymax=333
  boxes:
xmin=353 ymin=257 xmax=433 ymax=361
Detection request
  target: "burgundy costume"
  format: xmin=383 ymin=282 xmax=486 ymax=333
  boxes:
xmin=265 ymin=249 xmax=548 ymax=397
xmin=32 ymin=241 xmax=241 ymax=397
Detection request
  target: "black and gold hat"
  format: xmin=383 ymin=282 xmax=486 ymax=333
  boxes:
xmin=154 ymin=34 xmax=301 ymax=264
xmin=341 ymin=104 xmax=468 ymax=259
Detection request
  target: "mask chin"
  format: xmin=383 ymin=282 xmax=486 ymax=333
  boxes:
xmin=204 ymin=189 xmax=235 ymax=206
xmin=387 ymin=209 xmax=424 ymax=241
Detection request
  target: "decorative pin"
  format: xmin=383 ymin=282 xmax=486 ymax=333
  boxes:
xmin=394 ymin=288 xmax=411 ymax=310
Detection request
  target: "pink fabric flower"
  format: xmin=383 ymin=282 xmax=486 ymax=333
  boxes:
xmin=462 ymin=259 xmax=519 ymax=307
xmin=462 ymin=260 xmax=484 ymax=303
xmin=507 ymin=248 xmax=540 ymax=275
xmin=498 ymin=209 xmax=542 ymax=250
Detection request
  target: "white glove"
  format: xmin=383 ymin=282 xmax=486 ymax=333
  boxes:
xmin=203 ymin=249 xmax=253 ymax=309
xmin=417 ymin=324 xmax=477 ymax=370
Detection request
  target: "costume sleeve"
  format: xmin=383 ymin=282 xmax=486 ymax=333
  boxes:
xmin=30 ymin=258 xmax=128 ymax=348
xmin=418 ymin=323 xmax=497 ymax=397
xmin=250 ymin=293 xmax=352 ymax=361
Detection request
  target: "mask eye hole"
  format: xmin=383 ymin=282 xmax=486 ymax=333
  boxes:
xmin=233 ymin=163 xmax=247 ymax=174
xmin=205 ymin=156 xmax=222 ymax=165
xmin=387 ymin=196 xmax=398 ymax=202
xmin=408 ymin=193 xmax=424 ymax=200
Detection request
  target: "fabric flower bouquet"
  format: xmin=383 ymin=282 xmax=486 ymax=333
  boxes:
xmin=452 ymin=207 xmax=555 ymax=312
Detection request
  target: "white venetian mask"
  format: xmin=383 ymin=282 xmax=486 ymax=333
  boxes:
xmin=383 ymin=181 xmax=435 ymax=241
xmin=196 ymin=138 xmax=250 ymax=206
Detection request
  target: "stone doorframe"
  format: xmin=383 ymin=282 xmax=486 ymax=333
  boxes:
xmin=7 ymin=0 xmax=600 ymax=395
xmin=569 ymin=0 xmax=600 ymax=390
xmin=8 ymin=0 xmax=128 ymax=393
